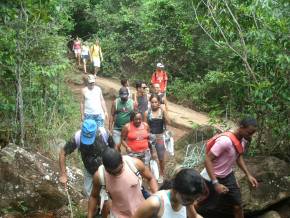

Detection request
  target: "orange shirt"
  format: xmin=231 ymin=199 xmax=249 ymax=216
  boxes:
xmin=151 ymin=70 xmax=168 ymax=93
xmin=127 ymin=122 xmax=149 ymax=152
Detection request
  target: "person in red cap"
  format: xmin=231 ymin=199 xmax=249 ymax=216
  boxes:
xmin=151 ymin=63 xmax=168 ymax=95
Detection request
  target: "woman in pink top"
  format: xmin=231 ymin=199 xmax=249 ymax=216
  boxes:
xmin=73 ymin=37 xmax=81 ymax=66
xmin=121 ymin=111 xmax=155 ymax=165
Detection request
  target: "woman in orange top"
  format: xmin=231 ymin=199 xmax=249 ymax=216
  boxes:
xmin=121 ymin=111 xmax=153 ymax=165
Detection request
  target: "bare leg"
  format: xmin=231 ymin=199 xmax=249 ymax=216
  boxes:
xmin=77 ymin=54 xmax=81 ymax=66
xmin=83 ymin=59 xmax=87 ymax=73
xmin=233 ymin=205 xmax=244 ymax=218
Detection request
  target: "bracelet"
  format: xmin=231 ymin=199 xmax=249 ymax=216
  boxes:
xmin=212 ymin=179 xmax=219 ymax=185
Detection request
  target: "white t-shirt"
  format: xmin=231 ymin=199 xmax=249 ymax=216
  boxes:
xmin=83 ymin=86 xmax=104 ymax=116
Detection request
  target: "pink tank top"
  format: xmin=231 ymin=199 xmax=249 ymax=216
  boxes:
xmin=74 ymin=41 xmax=81 ymax=49
xmin=105 ymin=163 xmax=144 ymax=218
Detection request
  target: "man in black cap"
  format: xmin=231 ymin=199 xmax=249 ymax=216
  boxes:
xmin=109 ymin=87 xmax=134 ymax=151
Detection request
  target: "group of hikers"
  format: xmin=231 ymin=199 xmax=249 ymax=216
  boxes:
xmin=73 ymin=37 xmax=103 ymax=75
xmin=62 ymin=38 xmax=259 ymax=218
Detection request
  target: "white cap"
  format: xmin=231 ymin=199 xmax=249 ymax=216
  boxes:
xmin=156 ymin=63 xmax=164 ymax=68
xmin=87 ymin=74 xmax=96 ymax=83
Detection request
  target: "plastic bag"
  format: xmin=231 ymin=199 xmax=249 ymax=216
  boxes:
xmin=149 ymin=159 xmax=159 ymax=180
xmin=164 ymin=130 xmax=174 ymax=156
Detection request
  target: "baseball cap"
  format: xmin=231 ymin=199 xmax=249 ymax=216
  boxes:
xmin=87 ymin=74 xmax=96 ymax=84
xmin=156 ymin=63 xmax=164 ymax=68
xmin=81 ymin=119 xmax=97 ymax=145
xmin=119 ymin=87 xmax=129 ymax=98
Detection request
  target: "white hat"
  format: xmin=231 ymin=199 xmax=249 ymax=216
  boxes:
xmin=87 ymin=74 xmax=96 ymax=83
xmin=156 ymin=63 xmax=164 ymax=68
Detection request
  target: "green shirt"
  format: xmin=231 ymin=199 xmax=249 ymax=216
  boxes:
xmin=114 ymin=98 xmax=134 ymax=130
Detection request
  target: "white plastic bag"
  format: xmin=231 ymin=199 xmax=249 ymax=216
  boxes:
xmin=150 ymin=159 xmax=159 ymax=180
xmin=164 ymin=130 xmax=174 ymax=156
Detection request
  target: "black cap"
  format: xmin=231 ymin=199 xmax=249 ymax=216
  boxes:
xmin=119 ymin=87 xmax=129 ymax=98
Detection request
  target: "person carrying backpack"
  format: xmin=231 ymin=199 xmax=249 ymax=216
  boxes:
xmin=58 ymin=119 xmax=115 ymax=197
xmin=151 ymin=63 xmax=168 ymax=95
xmin=198 ymin=118 xmax=259 ymax=218
xmin=109 ymin=87 xmax=134 ymax=150
xmin=88 ymin=148 xmax=158 ymax=218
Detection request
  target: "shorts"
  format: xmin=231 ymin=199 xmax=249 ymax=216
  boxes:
xmin=74 ymin=48 xmax=81 ymax=55
xmin=84 ymin=114 xmax=104 ymax=129
xmin=128 ymin=149 xmax=151 ymax=165
xmin=92 ymin=58 xmax=101 ymax=67
xmin=197 ymin=172 xmax=242 ymax=217
xmin=150 ymin=133 xmax=165 ymax=161
xmin=82 ymin=54 xmax=89 ymax=60
xmin=112 ymin=129 xmax=121 ymax=145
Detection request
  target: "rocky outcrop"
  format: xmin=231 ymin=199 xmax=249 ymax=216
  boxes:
xmin=235 ymin=156 xmax=290 ymax=213
xmin=0 ymin=144 xmax=84 ymax=214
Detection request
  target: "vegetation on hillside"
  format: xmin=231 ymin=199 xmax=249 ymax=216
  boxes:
xmin=1 ymin=0 xmax=289 ymax=159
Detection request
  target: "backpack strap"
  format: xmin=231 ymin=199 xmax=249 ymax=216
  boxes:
xmin=123 ymin=155 xmax=142 ymax=186
xmin=74 ymin=130 xmax=81 ymax=149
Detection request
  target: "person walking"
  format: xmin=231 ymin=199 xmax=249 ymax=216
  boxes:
xmin=81 ymin=42 xmax=90 ymax=73
xmin=121 ymin=111 xmax=155 ymax=165
xmin=120 ymin=78 xmax=132 ymax=99
xmin=132 ymin=168 xmax=205 ymax=218
xmin=80 ymin=74 xmax=108 ymax=128
xmin=134 ymin=81 xmax=149 ymax=119
xmin=90 ymin=39 xmax=103 ymax=75
xmin=151 ymin=83 xmax=168 ymax=111
xmin=58 ymin=119 xmax=114 ymax=197
xmin=198 ymin=117 xmax=259 ymax=218
xmin=73 ymin=37 xmax=82 ymax=66
xmin=109 ymin=87 xmax=134 ymax=149
xmin=151 ymin=63 xmax=168 ymax=95
xmin=144 ymin=94 xmax=170 ymax=183
xmin=88 ymin=148 xmax=158 ymax=218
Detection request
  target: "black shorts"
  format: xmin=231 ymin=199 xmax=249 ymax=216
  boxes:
xmin=197 ymin=172 xmax=242 ymax=217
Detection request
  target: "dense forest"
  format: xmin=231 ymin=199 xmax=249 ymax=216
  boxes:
xmin=0 ymin=0 xmax=289 ymax=160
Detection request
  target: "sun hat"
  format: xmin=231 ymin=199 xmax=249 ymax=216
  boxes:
xmin=156 ymin=63 xmax=164 ymax=68
xmin=81 ymin=119 xmax=97 ymax=145
xmin=119 ymin=87 xmax=129 ymax=98
xmin=87 ymin=74 xmax=96 ymax=83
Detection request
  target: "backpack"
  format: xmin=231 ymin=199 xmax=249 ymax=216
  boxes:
xmin=97 ymin=155 xmax=142 ymax=213
xmin=205 ymin=131 xmax=244 ymax=154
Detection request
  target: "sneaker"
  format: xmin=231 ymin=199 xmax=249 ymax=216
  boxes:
xmin=158 ymin=176 xmax=164 ymax=184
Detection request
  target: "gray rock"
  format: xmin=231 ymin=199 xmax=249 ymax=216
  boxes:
xmin=257 ymin=210 xmax=281 ymax=218
xmin=0 ymin=144 xmax=84 ymax=213
xmin=234 ymin=156 xmax=290 ymax=212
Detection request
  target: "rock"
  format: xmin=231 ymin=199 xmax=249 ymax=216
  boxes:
xmin=257 ymin=211 xmax=281 ymax=218
xmin=0 ymin=144 xmax=84 ymax=214
xmin=234 ymin=156 xmax=290 ymax=213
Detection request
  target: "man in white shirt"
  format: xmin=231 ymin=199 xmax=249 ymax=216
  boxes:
xmin=80 ymin=75 xmax=108 ymax=128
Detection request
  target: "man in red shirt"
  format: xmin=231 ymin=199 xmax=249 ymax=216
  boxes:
xmin=151 ymin=63 xmax=168 ymax=94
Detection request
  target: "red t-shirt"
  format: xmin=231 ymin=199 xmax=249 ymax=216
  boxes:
xmin=151 ymin=70 xmax=168 ymax=93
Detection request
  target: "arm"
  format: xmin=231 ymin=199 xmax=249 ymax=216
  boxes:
xmin=236 ymin=155 xmax=258 ymax=188
xmin=162 ymin=108 xmax=170 ymax=126
xmin=99 ymin=46 xmax=103 ymax=61
xmin=134 ymin=158 xmax=158 ymax=193
xmin=144 ymin=111 xmax=148 ymax=124
xmin=109 ymin=100 xmax=116 ymax=132
xmin=121 ymin=124 xmax=131 ymax=152
xmin=80 ymin=89 xmax=85 ymax=121
xmin=163 ymin=97 xmax=169 ymax=112
xmin=132 ymin=196 xmax=160 ymax=218
xmin=100 ymin=90 xmax=108 ymax=120
xmin=205 ymin=151 xmax=229 ymax=194
xmin=59 ymin=148 xmax=68 ymax=188
xmin=88 ymin=172 xmax=101 ymax=218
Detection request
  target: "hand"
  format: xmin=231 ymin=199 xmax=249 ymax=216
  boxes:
xmin=214 ymin=183 xmax=229 ymax=194
xmin=59 ymin=174 xmax=68 ymax=189
xmin=126 ymin=146 xmax=132 ymax=152
xmin=247 ymin=175 xmax=258 ymax=188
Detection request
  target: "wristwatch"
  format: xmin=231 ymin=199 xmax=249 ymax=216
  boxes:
xmin=212 ymin=179 xmax=219 ymax=185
